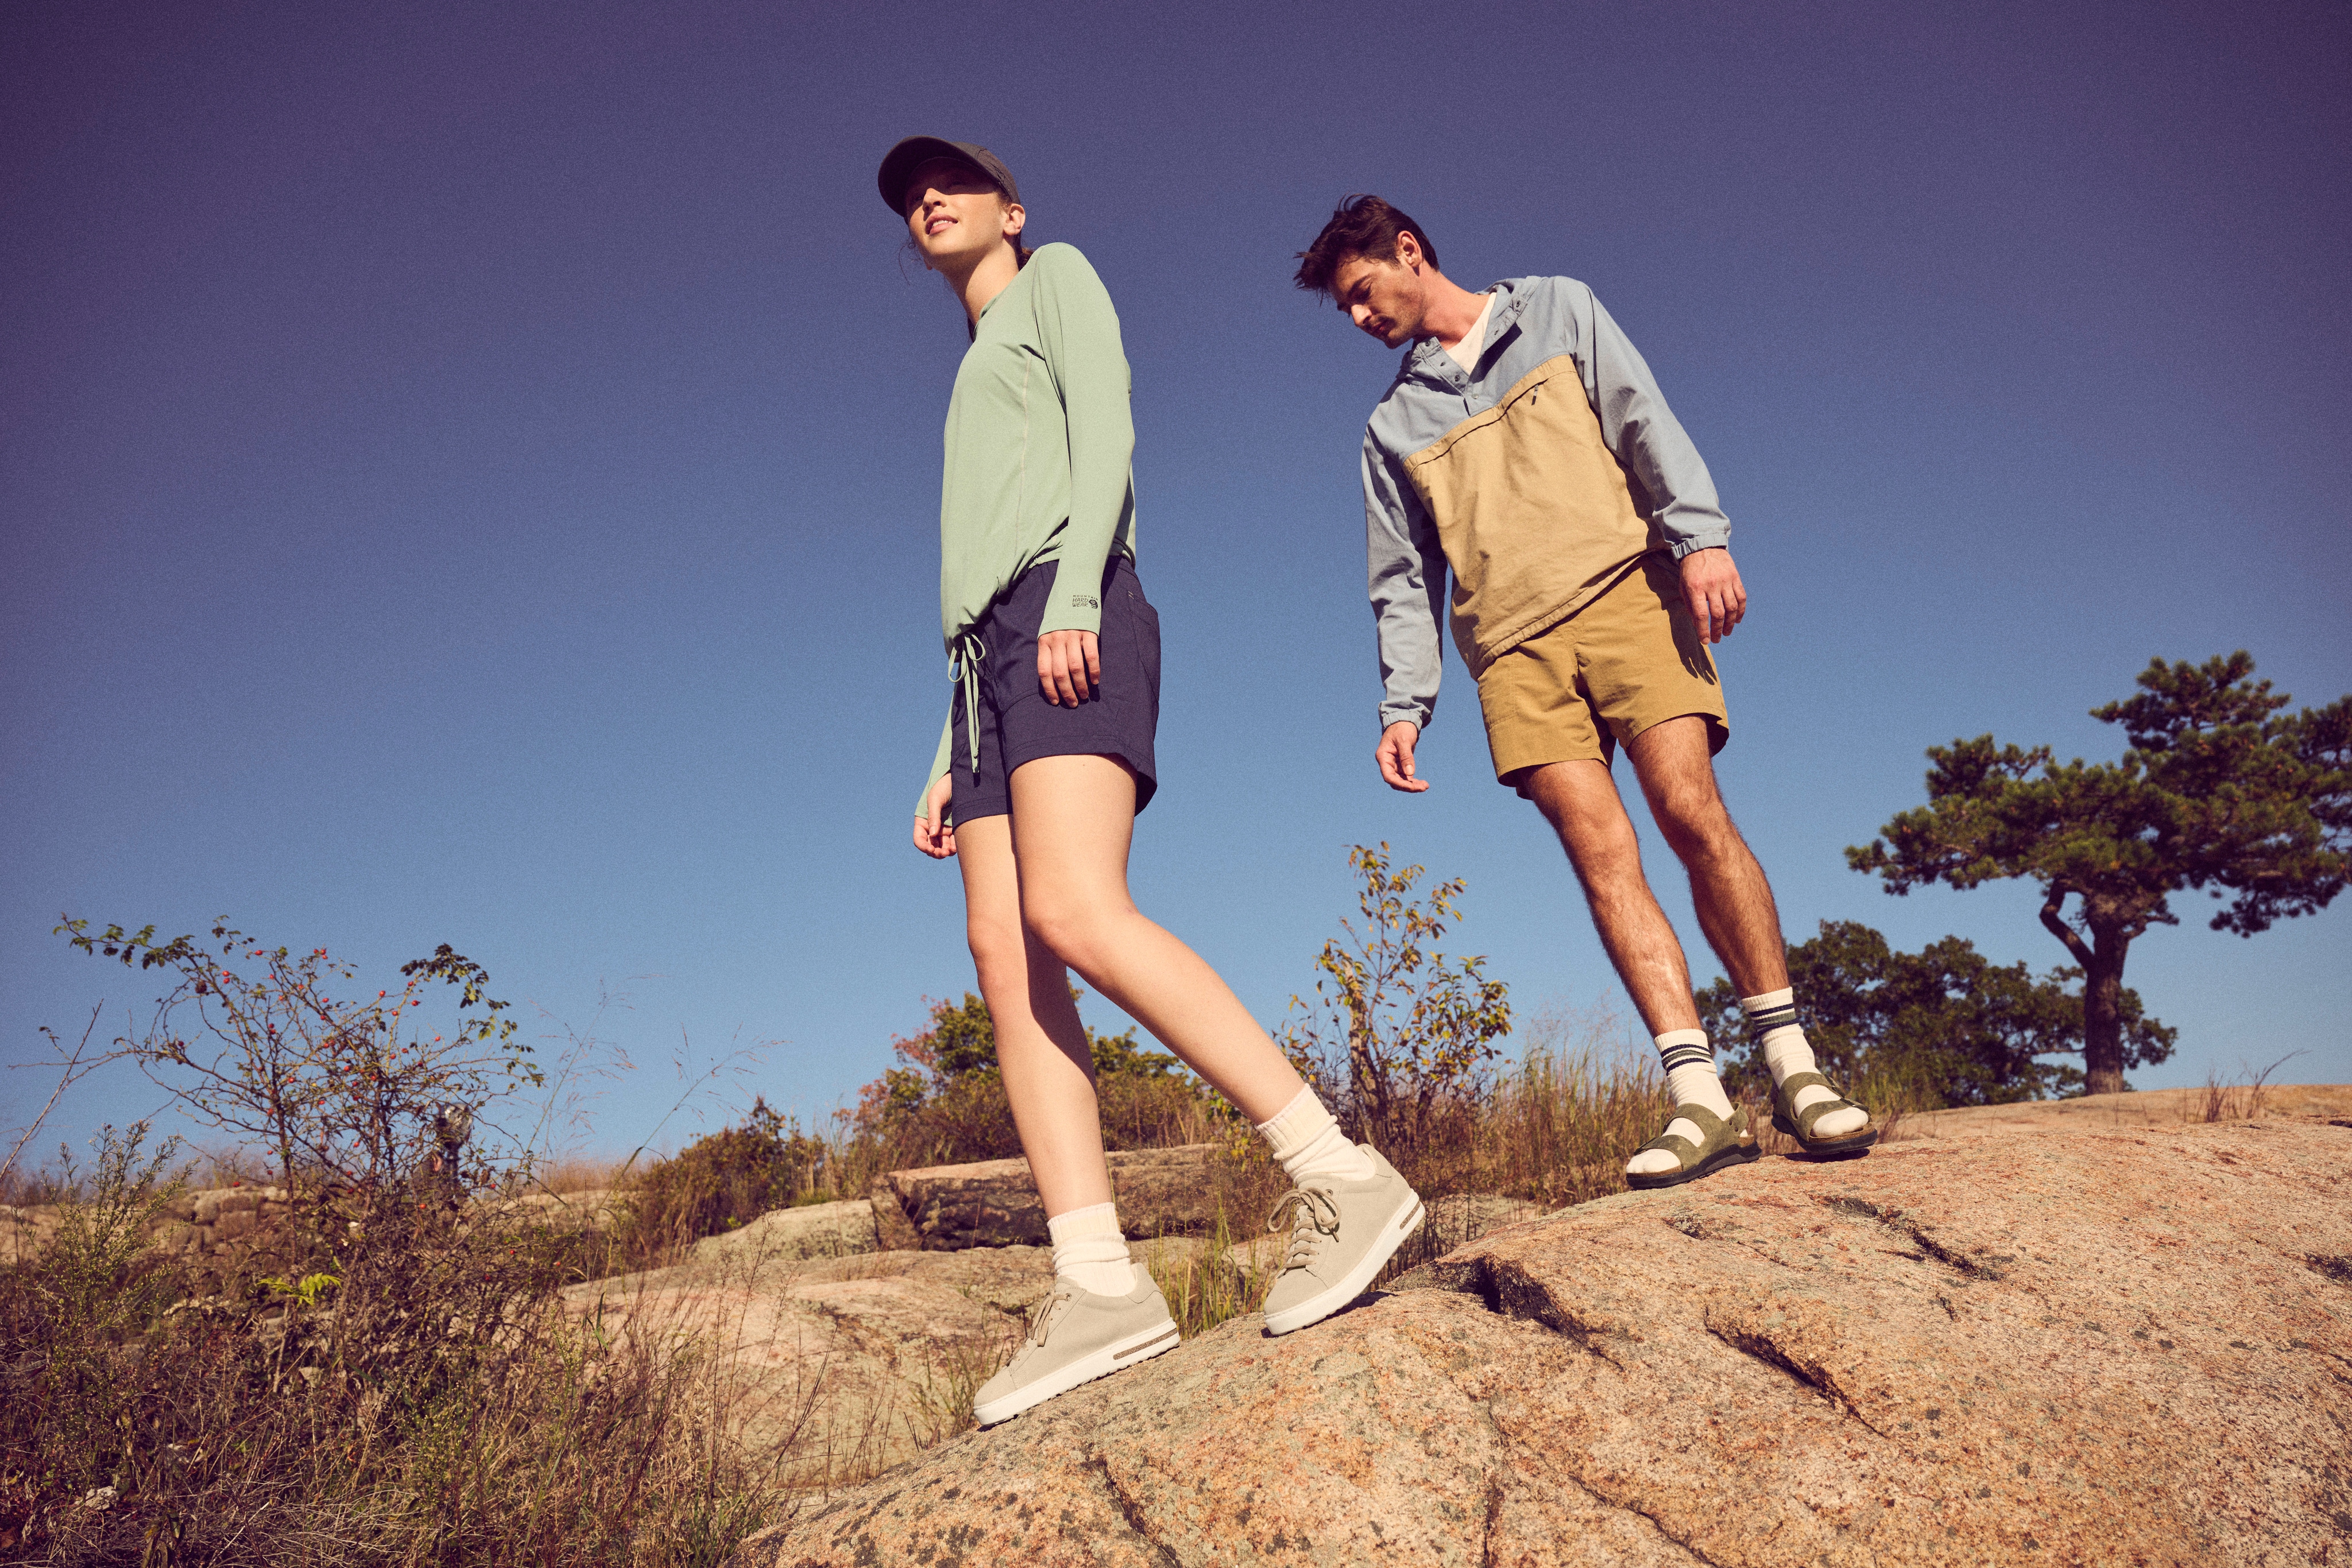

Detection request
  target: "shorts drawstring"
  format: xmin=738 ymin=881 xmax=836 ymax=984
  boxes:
xmin=950 ymin=631 xmax=988 ymax=777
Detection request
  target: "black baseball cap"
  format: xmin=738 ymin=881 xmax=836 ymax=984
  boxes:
xmin=877 ymin=136 xmax=1020 ymax=217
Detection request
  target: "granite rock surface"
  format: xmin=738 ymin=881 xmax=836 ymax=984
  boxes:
xmin=884 ymin=1144 xmax=1224 ymax=1249
xmin=693 ymin=1198 xmax=881 ymax=1264
xmin=728 ymin=1120 xmax=2352 ymax=1567
xmin=562 ymin=1243 xmax=1055 ymax=1483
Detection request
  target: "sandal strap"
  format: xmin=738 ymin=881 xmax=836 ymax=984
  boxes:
xmin=1637 ymin=1103 xmax=1745 ymax=1168
xmin=1672 ymin=1102 xmax=1733 ymax=1141
xmin=1777 ymin=1072 xmax=1863 ymax=1136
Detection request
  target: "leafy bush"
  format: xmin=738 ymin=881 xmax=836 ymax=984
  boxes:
xmin=1696 ymin=919 xmax=2177 ymax=1106
xmin=1278 ymin=843 xmax=1513 ymax=1161
xmin=841 ymin=990 xmax=1228 ymax=1180
xmin=9 ymin=922 xmax=796 ymax=1563
xmin=0 ymin=1123 xmax=795 ymax=1566
xmin=54 ymin=919 xmax=537 ymax=1192
xmin=614 ymin=1097 xmax=829 ymax=1257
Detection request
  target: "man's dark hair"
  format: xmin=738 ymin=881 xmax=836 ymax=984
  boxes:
xmin=1293 ymin=194 xmax=1438 ymax=299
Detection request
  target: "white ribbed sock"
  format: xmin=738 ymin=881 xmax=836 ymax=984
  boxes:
xmin=1256 ymin=1086 xmax=1375 ymax=1184
xmin=1743 ymin=988 xmax=1867 ymax=1138
xmin=1627 ymin=1029 xmax=1735 ymax=1176
xmin=1046 ymin=1202 xmax=1134 ymax=1296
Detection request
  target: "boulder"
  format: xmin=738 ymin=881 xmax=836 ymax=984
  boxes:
xmin=866 ymin=1178 xmax=923 ymax=1252
xmin=562 ymin=1244 xmax=1055 ymax=1485
xmin=693 ymin=1199 xmax=879 ymax=1263
xmin=1228 ymin=1191 xmax=1549 ymax=1282
xmin=727 ymin=1118 xmax=2352 ymax=1567
xmin=1902 ymin=1082 xmax=2352 ymax=1138
xmin=883 ymin=1144 xmax=1224 ymax=1250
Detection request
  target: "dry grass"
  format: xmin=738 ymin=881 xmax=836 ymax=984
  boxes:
xmin=529 ymin=1156 xmax=633 ymax=1195
xmin=0 ymin=1131 xmax=806 ymax=1566
xmin=2187 ymin=1055 xmax=2297 ymax=1124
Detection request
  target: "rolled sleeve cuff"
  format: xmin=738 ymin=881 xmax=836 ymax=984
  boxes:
xmin=1668 ymin=528 xmax=1731 ymax=562
xmin=1380 ymin=702 xmax=1432 ymax=734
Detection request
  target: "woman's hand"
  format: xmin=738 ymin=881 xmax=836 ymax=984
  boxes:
xmin=912 ymin=775 xmax=958 ymax=860
xmin=1036 ymin=629 xmax=1101 ymax=706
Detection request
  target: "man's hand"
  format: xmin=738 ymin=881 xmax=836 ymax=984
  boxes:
xmin=1678 ymin=547 xmax=1747 ymax=644
xmin=1376 ymin=721 xmax=1430 ymax=792
xmin=1037 ymin=629 xmax=1100 ymax=706
xmin=912 ymin=775 xmax=958 ymax=860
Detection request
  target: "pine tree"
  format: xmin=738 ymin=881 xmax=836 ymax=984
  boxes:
xmin=1847 ymin=653 xmax=2349 ymax=1093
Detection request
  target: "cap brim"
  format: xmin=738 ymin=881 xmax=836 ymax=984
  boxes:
xmin=877 ymin=136 xmax=989 ymax=216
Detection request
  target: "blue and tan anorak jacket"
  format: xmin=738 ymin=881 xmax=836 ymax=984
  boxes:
xmin=1361 ymin=276 xmax=1729 ymax=734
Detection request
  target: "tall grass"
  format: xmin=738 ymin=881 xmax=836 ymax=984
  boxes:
xmin=0 ymin=1128 xmax=800 ymax=1566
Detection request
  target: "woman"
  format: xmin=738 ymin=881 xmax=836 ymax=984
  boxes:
xmin=879 ymin=135 xmax=1423 ymax=1425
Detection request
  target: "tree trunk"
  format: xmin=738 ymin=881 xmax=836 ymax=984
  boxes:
xmin=2079 ymin=933 xmax=2130 ymax=1096
xmin=2038 ymin=891 xmax=2133 ymax=1097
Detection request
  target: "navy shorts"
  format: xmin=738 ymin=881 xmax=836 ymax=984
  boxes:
xmin=949 ymin=555 xmax=1160 ymax=824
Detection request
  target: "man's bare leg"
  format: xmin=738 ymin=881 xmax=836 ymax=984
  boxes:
xmin=1622 ymin=716 xmax=1868 ymax=1142
xmin=1620 ymin=716 xmax=1786 ymax=997
xmin=1519 ymin=756 xmax=1703 ymax=1036
xmin=1521 ymin=755 xmax=1740 ymax=1178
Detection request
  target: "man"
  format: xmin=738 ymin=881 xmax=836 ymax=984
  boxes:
xmin=1294 ymin=195 xmax=1875 ymax=1187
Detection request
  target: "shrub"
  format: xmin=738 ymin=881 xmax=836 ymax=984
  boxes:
xmin=837 ymin=990 xmax=1232 ymax=1184
xmin=0 ymin=1125 xmax=796 ymax=1566
xmin=614 ymin=1098 xmax=829 ymax=1259
xmin=53 ymin=919 xmax=538 ymax=1193
xmin=1695 ymin=919 xmax=2178 ymax=1107
xmin=1277 ymin=843 xmax=1513 ymax=1163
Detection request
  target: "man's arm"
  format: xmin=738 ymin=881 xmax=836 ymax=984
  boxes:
xmin=1364 ymin=435 xmax=1448 ymax=745
xmin=1562 ymin=282 xmax=1746 ymax=640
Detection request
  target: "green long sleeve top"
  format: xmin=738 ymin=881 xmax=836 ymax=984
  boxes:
xmin=916 ymin=242 xmax=1139 ymax=818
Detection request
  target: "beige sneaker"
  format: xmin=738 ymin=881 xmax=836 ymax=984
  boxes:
xmin=972 ymin=1275 xmax=1178 ymax=1427
xmin=1261 ymin=1145 xmax=1424 ymax=1336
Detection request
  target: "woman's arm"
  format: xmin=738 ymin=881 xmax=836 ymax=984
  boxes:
xmin=912 ymin=714 xmax=956 ymax=857
xmin=1030 ymin=246 xmax=1135 ymax=643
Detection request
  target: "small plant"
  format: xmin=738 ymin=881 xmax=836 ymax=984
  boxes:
xmin=617 ymin=1097 xmax=830 ymax=1260
xmin=1278 ymin=843 xmax=1513 ymax=1161
xmin=55 ymin=918 xmax=539 ymax=1193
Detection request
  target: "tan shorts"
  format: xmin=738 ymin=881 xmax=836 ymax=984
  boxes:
xmin=1474 ymin=552 xmax=1729 ymax=788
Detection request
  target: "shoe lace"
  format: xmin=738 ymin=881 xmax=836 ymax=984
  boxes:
xmin=1267 ymin=1184 xmax=1341 ymax=1271
xmin=1023 ymin=1281 xmax=1078 ymax=1350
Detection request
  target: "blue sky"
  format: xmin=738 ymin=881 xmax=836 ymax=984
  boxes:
xmin=5 ymin=0 xmax=2347 ymax=1165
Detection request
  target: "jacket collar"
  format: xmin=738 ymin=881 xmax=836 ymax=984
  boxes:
xmin=1399 ymin=277 xmax=1527 ymax=385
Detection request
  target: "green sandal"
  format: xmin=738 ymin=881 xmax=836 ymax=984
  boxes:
xmin=1626 ymin=1103 xmax=1761 ymax=1191
xmin=1771 ymin=1071 xmax=1877 ymax=1156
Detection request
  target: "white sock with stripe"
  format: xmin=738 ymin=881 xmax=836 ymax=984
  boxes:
xmin=1744 ymin=988 xmax=1869 ymax=1137
xmin=1046 ymin=1202 xmax=1135 ymax=1296
xmin=1257 ymin=1086 xmax=1375 ymax=1185
xmin=1627 ymin=1028 xmax=1736 ymax=1176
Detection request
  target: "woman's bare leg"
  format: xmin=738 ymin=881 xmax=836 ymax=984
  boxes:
xmin=1005 ymin=754 xmax=1305 ymax=1124
xmin=954 ymin=814 xmax=1114 ymax=1215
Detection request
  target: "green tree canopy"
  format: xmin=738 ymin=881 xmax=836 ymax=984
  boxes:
xmin=1697 ymin=920 xmax=2175 ymax=1105
xmin=1847 ymin=652 xmax=2349 ymax=1093
xmin=865 ymin=988 xmax=1181 ymax=1125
